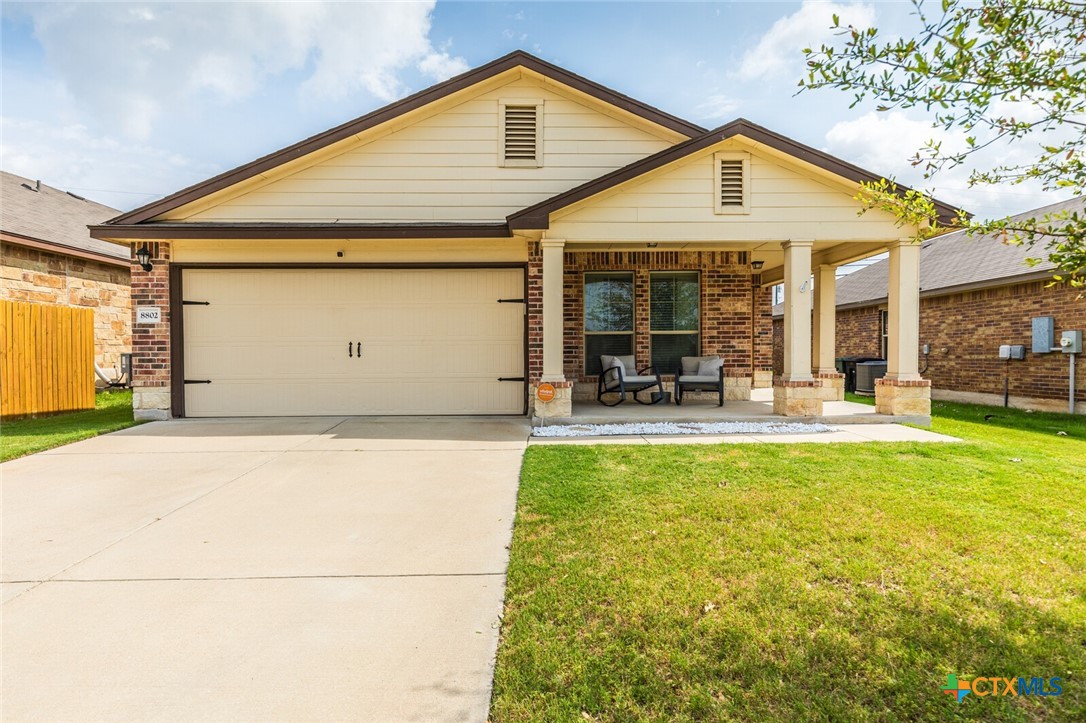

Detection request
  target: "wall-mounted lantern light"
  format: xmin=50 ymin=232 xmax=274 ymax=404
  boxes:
xmin=135 ymin=245 xmax=153 ymax=272
xmin=751 ymin=260 xmax=765 ymax=270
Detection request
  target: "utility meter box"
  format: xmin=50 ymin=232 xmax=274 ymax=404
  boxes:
xmin=1060 ymin=330 xmax=1083 ymax=354
xmin=1032 ymin=316 xmax=1055 ymax=353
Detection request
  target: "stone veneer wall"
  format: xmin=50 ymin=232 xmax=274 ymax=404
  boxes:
xmin=560 ymin=250 xmax=772 ymax=383
xmin=1 ymin=241 xmax=131 ymax=376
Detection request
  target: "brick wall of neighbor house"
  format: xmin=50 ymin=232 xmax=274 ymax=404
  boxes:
xmin=772 ymin=305 xmax=883 ymax=376
xmin=129 ymin=241 xmax=172 ymax=416
xmin=0 ymin=241 xmax=131 ymax=375
xmin=560 ymin=250 xmax=772 ymax=387
xmin=920 ymin=280 xmax=1085 ymax=405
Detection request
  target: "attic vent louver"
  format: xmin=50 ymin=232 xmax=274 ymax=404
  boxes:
xmin=500 ymin=100 xmax=543 ymax=167
xmin=714 ymin=152 xmax=750 ymax=214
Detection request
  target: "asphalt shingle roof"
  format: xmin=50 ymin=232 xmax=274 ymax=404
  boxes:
xmin=1 ymin=171 xmax=125 ymax=259
xmin=772 ymin=195 xmax=1083 ymax=315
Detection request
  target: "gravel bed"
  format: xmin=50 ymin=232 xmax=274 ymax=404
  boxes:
xmin=531 ymin=421 xmax=834 ymax=437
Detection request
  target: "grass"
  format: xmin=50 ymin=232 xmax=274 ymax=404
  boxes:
xmin=491 ymin=400 xmax=1086 ymax=721
xmin=0 ymin=390 xmax=140 ymax=462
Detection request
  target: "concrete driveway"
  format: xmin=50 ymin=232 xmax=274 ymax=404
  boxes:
xmin=1 ymin=416 xmax=529 ymax=722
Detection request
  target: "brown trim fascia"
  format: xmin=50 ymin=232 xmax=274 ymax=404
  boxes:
xmin=106 ymin=51 xmax=705 ymax=227
xmin=1 ymin=230 xmax=129 ymax=267
xmin=89 ymin=223 xmax=513 ymax=241
xmin=508 ymin=118 xmax=965 ymax=230
xmin=171 ymin=262 xmax=527 ymax=270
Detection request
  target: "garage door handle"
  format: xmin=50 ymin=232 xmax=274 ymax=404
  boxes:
xmin=356 ymin=342 xmax=362 ymax=358
xmin=348 ymin=342 xmax=353 ymax=358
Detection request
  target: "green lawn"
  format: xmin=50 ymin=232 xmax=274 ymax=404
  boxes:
xmin=0 ymin=390 xmax=140 ymax=462
xmin=492 ymin=400 xmax=1086 ymax=721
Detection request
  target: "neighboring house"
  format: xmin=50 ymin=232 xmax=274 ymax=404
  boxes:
xmin=772 ymin=195 xmax=1086 ymax=413
xmin=1 ymin=171 xmax=130 ymax=378
xmin=91 ymin=51 xmax=956 ymax=421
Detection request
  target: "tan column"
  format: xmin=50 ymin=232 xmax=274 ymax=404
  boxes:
xmin=812 ymin=263 xmax=837 ymax=374
xmin=541 ymin=238 xmax=566 ymax=381
xmin=886 ymin=239 xmax=921 ymax=380
xmin=781 ymin=240 xmax=814 ymax=381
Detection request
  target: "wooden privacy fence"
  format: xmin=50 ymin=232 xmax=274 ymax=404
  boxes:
xmin=1 ymin=300 xmax=96 ymax=418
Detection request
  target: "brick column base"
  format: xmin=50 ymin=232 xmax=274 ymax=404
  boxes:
xmin=133 ymin=385 xmax=171 ymax=421
xmin=875 ymin=378 xmax=931 ymax=416
xmin=815 ymin=372 xmax=845 ymax=401
xmin=530 ymin=381 xmax=573 ymax=420
xmin=772 ymin=378 xmax=823 ymax=417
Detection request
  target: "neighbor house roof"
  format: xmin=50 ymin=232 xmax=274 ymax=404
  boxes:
xmin=104 ymin=50 xmax=707 ymax=227
xmin=507 ymin=119 xmax=963 ymax=229
xmin=1 ymin=171 xmax=127 ymax=265
xmin=771 ymin=195 xmax=1084 ymax=316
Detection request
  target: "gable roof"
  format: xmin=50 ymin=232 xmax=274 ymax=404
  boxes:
xmin=508 ymin=119 xmax=964 ymax=230
xmin=1 ymin=171 xmax=126 ymax=263
xmin=105 ymin=50 xmax=706 ymax=227
xmin=771 ymin=195 xmax=1084 ymax=315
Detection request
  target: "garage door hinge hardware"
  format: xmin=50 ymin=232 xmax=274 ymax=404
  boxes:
xmin=498 ymin=377 xmax=526 ymax=382
xmin=497 ymin=298 xmax=525 ymax=304
xmin=182 ymin=300 xmax=210 ymax=305
xmin=184 ymin=379 xmax=212 ymax=384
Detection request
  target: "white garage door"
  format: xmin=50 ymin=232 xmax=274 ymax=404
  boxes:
xmin=181 ymin=268 xmax=525 ymax=416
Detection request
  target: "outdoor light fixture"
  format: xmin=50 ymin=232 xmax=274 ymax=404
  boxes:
xmin=135 ymin=245 xmax=153 ymax=272
xmin=751 ymin=260 xmax=765 ymax=270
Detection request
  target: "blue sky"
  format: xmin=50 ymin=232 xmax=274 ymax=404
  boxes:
xmin=0 ymin=1 xmax=1066 ymax=219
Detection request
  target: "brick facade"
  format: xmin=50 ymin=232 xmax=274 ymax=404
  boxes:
xmin=771 ymin=278 xmax=1086 ymax=408
xmin=1 ymin=241 xmax=131 ymax=375
xmin=558 ymin=250 xmax=772 ymax=381
xmin=129 ymin=241 xmax=172 ymax=418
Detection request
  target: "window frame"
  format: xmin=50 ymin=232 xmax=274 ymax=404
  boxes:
xmin=879 ymin=309 xmax=889 ymax=359
xmin=713 ymin=150 xmax=751 ymax=215
xmin=498 ymin=99 xmax=544 ymax=168
xmin=648 ymin=270 xmax=701 ymax=372
xmin=583 ymin=271 xmax=635 ymax=375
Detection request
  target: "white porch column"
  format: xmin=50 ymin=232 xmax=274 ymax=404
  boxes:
xmin=885 ymin=239 xmax=921 ymax=381
xmin=540 ymin=238 xmax=566 ymax=382
xmin=875 ymin=238 xmax=930 ymax=418
xmin=812 ymin=263 xmax=837 ymax=375
xmin=774 ymin=239 xmax=821 ymax=417
xmin=781 ymin=240 xmax=814 ymax=381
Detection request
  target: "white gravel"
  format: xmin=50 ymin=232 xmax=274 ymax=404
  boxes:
xmin=531 ymin=421 xmax=834 ymax=437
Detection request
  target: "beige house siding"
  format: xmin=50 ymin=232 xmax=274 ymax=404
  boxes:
xmin=1 ymin=241 xmax=131 ymax=375
xmin=173 ymin=77 xmax=676 ymax=224
xmin=548 ymin=141 xmax=905 ymax=242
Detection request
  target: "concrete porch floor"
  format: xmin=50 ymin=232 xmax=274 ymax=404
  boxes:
xmin=554 ymin=388 xmax=930 ymax=427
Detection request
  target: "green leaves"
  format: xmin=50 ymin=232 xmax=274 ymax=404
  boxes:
xmin=799 ymin=0 xmax=1086 ymax=286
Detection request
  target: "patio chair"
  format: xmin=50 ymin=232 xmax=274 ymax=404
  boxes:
xmin=674 ymin=355 xmax=724 ymax=406
xmin=596 ymin=354 xmax=665 ymax=406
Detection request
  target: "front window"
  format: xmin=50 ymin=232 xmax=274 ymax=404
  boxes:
xmin=584 ymin=272 xmax=634 ymax=375
xmin=880 ymin=310 xmax=889 ymax=359
xmin=650 ymin=272 xmax=699 ymax=372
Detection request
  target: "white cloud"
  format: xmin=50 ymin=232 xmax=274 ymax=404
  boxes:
xmin=20 ymin=1 xmax=467 ymax=140
xmin=0 ymin=117 xmax=218 ymax=211
xmin=694 ymin=93 xmax=740 ymax=122
xmin=735 ymin=1 xmax=875 ymax=82
xmin=822 ymin=111 xmax=1065 ymax=220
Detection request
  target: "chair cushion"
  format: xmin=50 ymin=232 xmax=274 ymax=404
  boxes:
xmin=680 ymin=355 xmax=720 ymax=375
xmin=697 ymin=356 xmax=723 ymax=376
xmin=623 ymin=375 xmax=660 ymax=385
xmin=679 ymin=375 xmax=721 ymax=384
xmin=601 ymin=354 xmax=636 ymax=378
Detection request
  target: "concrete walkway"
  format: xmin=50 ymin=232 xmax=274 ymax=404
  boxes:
xmin=1 ymin=417 xmax=528 ymax=722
